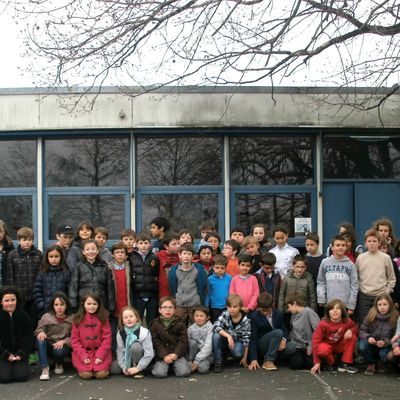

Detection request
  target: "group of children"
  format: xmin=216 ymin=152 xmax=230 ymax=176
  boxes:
xmin=1 ymin=217 xmax=400 ymax=384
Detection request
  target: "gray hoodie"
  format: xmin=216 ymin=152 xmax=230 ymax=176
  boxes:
xmin=317 ymin=255 xmax=359 ymax=310
xmin=289 ymin=307 xmax=320 ymax=353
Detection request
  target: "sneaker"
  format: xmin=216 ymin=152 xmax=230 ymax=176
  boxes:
xmin=54 ymin=364 xmax=64 ymax=375
xmin=29 ymin=352 xmax=39 ymax=365
xmin=213 ymin=362 xmax=224 ymax=373
xmin=324 ymin=364 xmax=337 ymax=373
xmin=364 ymin=364 xmax=376 ymax=376
xmin=338 ymin=363 xmax=359 ymax=374
xmin=40 ymin=367 xmax=50 ymax=381
xmin=133 ymin=373 xmax=144 ymax=379
xmin=262 ymin=361 xmax=278 ymax=371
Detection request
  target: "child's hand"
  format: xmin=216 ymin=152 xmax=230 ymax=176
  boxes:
xmin=83 ymin=358 xmax=91 ymax=365
xmin=52 ymin=340 xmax=65 ymax=350
xmin=368 ymin=337 xmax=377 ymax=345
xmin=242 ymin=307 xmax=250 ymax=313
xmin=227 ymin=335 xmax=235 ymax=349
xmin=94 ymin=358 xmax=103 ymax=365
xmin=376 ymin=340 xmax=385 ymax=348
xmin=248 ymin=360 xmax=260 ymax=370
xmin=191 ymin=362 xmax=198 ymax=372
xmin=37 ymin=332 xmax=47 ymax=341
xmin=344 ymin=329 xmax=352 ymax=340
xmin=393 ymin=345 xmax=400 ymax=356
xmin=127 ymin=367 xmax=140 ymax=375
xmin=311 ymin=363 xmax=320 ymax=374
xmin=123 ymin=369 xmax=130 ymax=376
xmin=391 ymin=335 xmax=400 ymax=344
xmin=278 ymin=339 xmax=286 ymax=351
xmin=239 ymin=356 xmax=248 ymax=368
xmin=347 ymin=309 xmax=354 ymax=316
xmin=306 ymin=348 xmax=312 ymax=356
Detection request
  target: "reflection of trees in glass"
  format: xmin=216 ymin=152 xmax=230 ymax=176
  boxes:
xmin=230 ymin=137 xmax=313 ymax=185
xmin=137 ymin=138 xmax=222 ymax=186
xmin=0 ymin=196 xmax=32 ymax=238
xmin=46 ymin=138 xmax=129 ymax=187
xmin=236 ymin=193 xmax=311 ymax=236
xmin=0 ymin=141 xmax=36 ymax=188
xmin=324 ymin=137 xmax=400 ymax=179
xmin=49 ymin=195 xmax=125 ymax=239
xmin=141 ymin=194 xmax=218 ymax=238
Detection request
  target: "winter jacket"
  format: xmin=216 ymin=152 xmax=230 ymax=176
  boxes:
xmin=5 ymin=245 xmax=43 ymax=301
xmin=0 ymin=308 xmax=33 ymax=360
xmin=69 ymin=259 xmax=115 ymax=312
xmin=66 ymin=240 xmax=84 ymax=273
xmin=278 ymin=269 xmax=317 ymax=312
xmin=33 ymin=267 xmax=71 ymax=316
xmin=157 ymin=250 xmax=179 ymax=298
xmin=34 ymin=312 xmax=73 ymax=347
xmin=129 ymin=250 xmax=160 ymax=299
xmin=71 ymin=313 xmax=112 ymax=372
xmin=99 ymin=247 xmax=113 ymax=264
xmin=359 ymin=313 xmax=396 ymax=346
xmin=0 ymin=240 xmax=14 ymax=286
xmin=150 ymin=316 xmax=188 ymax=360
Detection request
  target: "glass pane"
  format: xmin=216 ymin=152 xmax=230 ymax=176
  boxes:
xmin=235 ymin=193 xmax=311 ymax=237
xmin=230 ymin=137 xmax=314 ymax=185
xmin=48 ymin=195 xmax=125 ymax=239
xmin=0 ymin=141 xmax=36 ymax=187
xmin=137 ymin=137 xmax=222 ymax=186
xmin=324 ymin=136 xmax=400 ymax=179
xmin=0 ymin=196 xmax=33 ymax=239
xmin=141 ymin=194 xmax=219 ymax=238
xmin=45 ymin=138 xmax=129 ymax=187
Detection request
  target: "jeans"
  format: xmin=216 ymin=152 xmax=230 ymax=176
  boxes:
xmin=257 ymin=329 xmax=283 ymax=362
xmin=132 ymin=297 xmax=158 ymax=327
xmin=36 ymin=338 xmax=70 ymax=368
xmin=358 ymin=338 xmax=391 ymax=363
xmin=212 ymin=333 xmax=244 ymax=363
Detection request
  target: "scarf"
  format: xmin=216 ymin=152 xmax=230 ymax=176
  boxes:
xmin=124 ymin=324 xmax=140 ymax=369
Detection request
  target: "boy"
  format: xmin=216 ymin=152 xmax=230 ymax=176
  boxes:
xmin=285 ymin=292 xmax=320 ymax=370
xmin=278 ymin=255 xmax=317 ymax=313
xmin=242 ymin=236 xmax=261 ymax=274
xmin=222 ymin=239 xmax=241 ymax=277
xmin=355 ymin=229 xmax=396 ymax=325
xmin=230 ymin=227 xmax=245 ymax=245
xmin=304 ymin=232 xmax=325 ymax=286
xmin=197 ymin=243 xmax=214 ymax=273
xmin=157 ymin=232 xmax=181 ymax=298
xmin=199 ymin=221 xmax=216 ymax=241
xmin=205 ymin=254 xmax=232 ymax=322
xmin=248 ymin=293 xmax=292 ymax=371
xmin=255 ymin=252 xmax=281 ymax=309
xmin=120 ymin=228 xmax=136 ymax=257
xmin=151 ymin=296 xmax=190 ymax=378
xmin=187 ymin=306 xmax=213 ymax=374
xmin=150 ymin=217 xmax=171 ymax=254
xmin=5 ymin=227 xmax=43 ymax=321
xmin=129 ymin=232 xmax=160 ymax=326
xmin=94 ymin=226 xmax=113 ymax=264
xmin=270 ymin=226 xmax=299 ymax=278
xmin=229 ymin=254 xmax=259 ymax=313
xmin=212 ymin=294 xmax=251 ymax=372
xmin=168 ymin=243 xmax=208 ymax=325
xmin=55 ymin=224 xmax=74 ymax=259
xmin=317 ymin=235 xmax=359 ymax=315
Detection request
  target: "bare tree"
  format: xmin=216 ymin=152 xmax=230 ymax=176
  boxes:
xmin=8 ymin=0 xmax=400 ymax=108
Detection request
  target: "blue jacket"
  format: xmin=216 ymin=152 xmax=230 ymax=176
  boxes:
xmin=168 ymin=263 xmax=208 ymax=305
xmin=205 ymin=273 xmax=232 ymax=309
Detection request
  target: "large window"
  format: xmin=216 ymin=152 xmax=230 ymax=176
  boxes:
xmin=0 ymin=195 xmax=33 ymax=238
xmin=323 ymin=136 xmax=400 ymax=179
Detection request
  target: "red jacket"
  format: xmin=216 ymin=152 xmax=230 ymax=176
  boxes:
xmin=71 ymin=313 xmax=112 ymax=372
xmin=157 ymin=250 xmax=179 ymax=298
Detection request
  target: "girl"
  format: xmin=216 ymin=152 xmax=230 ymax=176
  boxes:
xmin=69 ymin=239 xmax=115 ymax=312
xmin=33 ymin=245 xmax=71 ymax=317
xmin=311 ymin=299 xmax=358 ymax=374
xmin=111 ymin=307 xmax=154 ymax=378
xmin=205 ymin=232 xmax=221 ymax=255
xmin=67 ymin=221 xmax=94 ymax=273
xmin=0 ymin=220 xmax=14 ymax=286
xmin=250 ymin=223 xmax=273 ymax=253
xmin=358 ymin=293 xmax=398 ymax=375
xmin=325 ymin=222 xmax=363 ymax=258
xmin=0 ymin=287 xmax=33 ymax=383
xmin=71 ymin=293 xmax=112 ymax=379
xmin=35 ymin=292 xmax=73 ymax=380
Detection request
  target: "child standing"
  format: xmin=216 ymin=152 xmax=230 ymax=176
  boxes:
xmin=256 ymin=252 xmax=281 ymax=309
xmin=358 ymin=293 xmax=398 ymax=375
xmin=35 ymin=292 xmax=73 ymax=380
xmin=304 ymin=232 xmax=325 ymax=286
xmin=187 ymin=306 xmax=213 ymax=374
xmin=212 ymin=294 xmax=251 ymax=372
xmin=150 ymin=296 xmax=190 ymax=378
xmin=222 ymin=240 xmax=241 ymax=277
xmin=69 ymin=239 xmax=115 ymax=313
xmin=311 ymin=299 xmax=359 ymax=374
xmin=67 ymin=221 xmax=94 ymax=273
xmin=71 ymin=293 xmax=112 ymax=379
xmin=205 ymin=254 xmax=232 ymax=322
xmin=229 ymin=254 xmax=260 ymax=313
xmin=33 ymin=245 xmax=71 ymax=317
xmin=168 ymin=243 xmax=208 ymax=324
xmin=120 ymin=228 xmax=137 ymax=257
xmin=242 ymin=236 xmax=261 ymax=274
xmin=269 ymin=226 xmax=299 ymax=278
xmin=150 ymin=217 xmax=171 ymax=254
xmin=251 ymin=223 xmax=273 ymax=253
xmin=179 ymin=229 xmax=194 ymax=246
xmin=0 ymin=220 xmax=14 ymax=287
xmin=129 ymin=232 xmax=160 ymax=326
xmin=111 ymin=307 xmax=154 ymax=378
xmin=205 ymin=232 xmax=222 ymax=255
xmin=317 ymin=235 xmax=359 ymax=316
xmin=230 ymin=227 xmax=245 ymax=246
xmin=54 ymin=224 xmax=74 ymax=260
xmin=94 ymin=227 xmax=113 ymax=264
xmin=196 ymin=243 xmax=214 ymax=273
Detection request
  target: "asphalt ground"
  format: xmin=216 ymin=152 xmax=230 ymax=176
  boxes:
xmin=2 ymin=361 xmax=399 ymax=400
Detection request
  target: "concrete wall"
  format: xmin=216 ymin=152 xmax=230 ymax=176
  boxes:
xmin=0 ymin=87 xmax=399 ymax=131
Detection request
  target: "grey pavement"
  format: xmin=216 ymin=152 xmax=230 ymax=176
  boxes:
xmin=2 ymin=363 xmax=399 ymax=400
